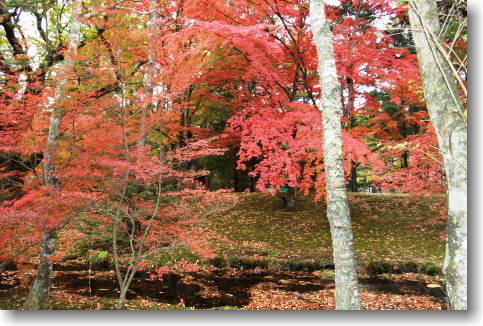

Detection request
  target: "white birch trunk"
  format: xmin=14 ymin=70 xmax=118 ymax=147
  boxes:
xmin=43 ymin=3 xmax=82 ymax=186
xmin=310 ymin=0 xmax=361 ymax=310
xmin=23 ymin=1 xmax=82 ymax=310
xmin=408 ymin=0 xmax=467 ymax=310
xmin=139 ymin=0 xmax=157 ymax=147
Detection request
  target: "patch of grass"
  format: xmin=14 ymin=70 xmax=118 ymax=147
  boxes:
xmin=204 ymin=192 xmax=446 ymax=271
xmin=420 ymin=262 xmax=443 ymax=276
xmin=227 ymin=257 xmax=269 ymax=270
xmin=208 ymin=255 xmax=334 ymax=272
xmin=156 ymin=246 xmax=201 ymax=266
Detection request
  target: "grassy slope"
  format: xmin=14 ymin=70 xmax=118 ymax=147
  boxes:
xmin=205 ymin=192 xmax=447 ymax=269
xmin=0 ymin=192 xmax=448 ymax=310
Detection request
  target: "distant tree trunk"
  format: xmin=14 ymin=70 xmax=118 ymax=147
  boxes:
xmin=400 ymin=122 xmax=410 ymax=168
xmin=138 ymin=0 xmax=157 ymax=147
xmin=401 ymin=151 xmax=409 ymax=168
xmin=408 ymin=0 xmax=467 ymax=310
xmin=310 ymin=0 xmax=361 ymax=310
xmin=343 ymin=77 xmax=355 ymax=128
xmin=248 ymin=161 xmax=257 ymax=192
xmin=283 ymin=187 xmax=296 ymax=210
xmin=348 ymin=163 xmax=358 ymax=192
xmin=234 ymin=166 xmax=241 ymax=192
xmin=342 ymin=65 xmax=357 ymax=193
xmin=22 ymin=1 xmax=82 ymax=310
xmin=249 ymin=175 xmax=256 ymax=192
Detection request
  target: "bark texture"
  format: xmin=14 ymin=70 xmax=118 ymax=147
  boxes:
xmin=138 ymin=0 xmax=157 ymax=147
xmin=23 ymin=1 xmax=82 ymax=310
xmin=284 ymin=187 xmax=296 ymax=210
xmin=408 ymin=0 xmax=467 ymax=310
xmin=310 ymin=0 xmax=361 ymax=310
xmin=43 ymin=1 xmax=82 ymax=186
xmin=22 ymin=230 xmax=57 ymax=310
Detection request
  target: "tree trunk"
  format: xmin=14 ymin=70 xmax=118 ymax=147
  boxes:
xmin=343 ymin=77 xmax=355 ymax=128
xmin=283 ymin=187 xmax=296 ymax=210
xmin=249 ymin=176 xmax=256 ymax=192
xmin=23 ymin=1 xmax=82 ymax=310
xmin=408 ymin=0 xmax=467 ymax=310
xmin=401 ymin=151 xmax=409 ymax=169
xmin=234 ymin=165 xmax=240 ymax=192
xmin=310 ymin=0 xmax=361 ymax=310
xmin=117 ymin=290 xmax=127 ymax=310
xmin=22 ymin=230 xmax=57 ymax=310
xmin=139 ymin=0 xmax=157 ymax=147
xmin=349 ymin=163 xmax=358 ymax=192
xmin=43 ymin=112 xmax=62 ymax=187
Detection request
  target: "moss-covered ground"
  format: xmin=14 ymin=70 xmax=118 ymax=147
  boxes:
xmin=205 ymin=192 xmax=446 ymax=272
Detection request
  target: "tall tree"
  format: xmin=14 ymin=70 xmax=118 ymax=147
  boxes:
xmin=138 ymin=0 xmax=158 ymax=147
xmin=22 ymin=0 xmax=82 ymax=310
xmin=408 ymin=0 xmax=467 ymax=310
xmin=310 ymin=0 xmax=360 ymax=310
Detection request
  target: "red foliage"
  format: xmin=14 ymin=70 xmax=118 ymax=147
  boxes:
xmin=228 ymin=103 xmax=384 ymax=198
xmin=0 ymin=0 xmax=448 ymax=268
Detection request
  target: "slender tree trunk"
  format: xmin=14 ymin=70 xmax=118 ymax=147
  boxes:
xmin=22 ymin=230 xmax=57 ymax=310
xmin=249 ymin=175 xmax=256 ymax=192
xmin=310 ymin=0 xmax=361 ymax=310
xmin=401 ymin=151 xmax=409 ymax=169
xmin=401 ymin=123 xmax=410 ymax=168
xmin=283 ymin=187 xmax=296 ymax=210
xmin=234 ymin=165 xmax=240 ymax=192
xmin=43 ymin=112 xmax=62 ymax=187
xmin=349 ymin=163 xmax=358 ymax=192
xmin=117 ymin=293 xmax=127 ymax=310
xmin=22 ymin=1 xmax=82 ymax=310
xmin=139 ymin=0 xmax=157 ymax=147
xmin=408 ymin=0 xmax=467 ymax=310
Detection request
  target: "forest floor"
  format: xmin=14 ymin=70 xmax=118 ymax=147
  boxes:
xmin=0 ymin=193 xmax=448 ymax=310
xmin=206 ymin=193 xmax=446 ymax=270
